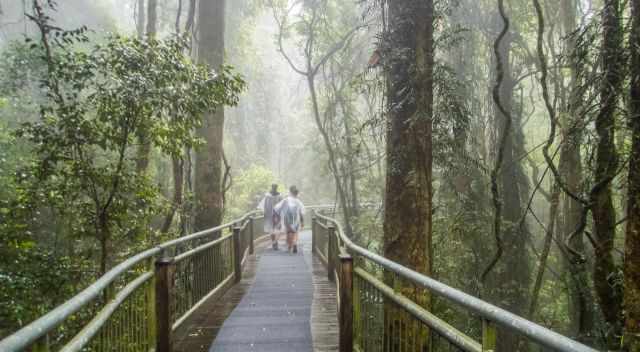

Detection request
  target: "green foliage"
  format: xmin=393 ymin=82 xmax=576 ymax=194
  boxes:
xmin=0 ymin=9 xmax=245 ymax=336
xmin=13 ymin=31 xmax=244 ymax=249
xmin=224 ymin=165 xmax=281 ymax=221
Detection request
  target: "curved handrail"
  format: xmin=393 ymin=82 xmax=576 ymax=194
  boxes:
xmin=313 ymin=211 xmax=599 ymax=352
xmin=0 ymin=210 xmax=261 ymax=352
xmin=60 ymin=272 xmax=154 ymax=352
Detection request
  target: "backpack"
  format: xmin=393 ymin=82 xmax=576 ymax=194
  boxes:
xmin=281 ymin=200 xmax=298 ymax=233
xmin=272 ymin=209 xmax=281 ymax=228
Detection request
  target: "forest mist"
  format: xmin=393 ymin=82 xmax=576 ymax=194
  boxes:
xmin=1 ymin=0 xmax=639 ymax=351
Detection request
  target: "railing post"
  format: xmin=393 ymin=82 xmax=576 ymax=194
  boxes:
xmin=311 ymin=215 xmax=317 ymax=254
xmin=249 ymin=217 xmax=255 ymax=255
xmin=32 ymin=334 xmax=49 ymax=352
xmin=147 ymin=258 xmax=157 ymax=349
xmin=155 ymin=256 xmax=175 ymax=352
xmin=233 ymin=227 xmax=242 ymax=283
xmin=339 ymin=253 xmax=353 ymax=352
xmin=328 ymin=225 xmax=336 ymax=282
xmin=482 ymin=319 xmax=497 ymax=352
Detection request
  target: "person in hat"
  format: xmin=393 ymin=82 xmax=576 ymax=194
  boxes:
xmin=258 ymin=184 xmax=283 ymax=250
xmin=274 ymin=185 xmax=305 ymax=253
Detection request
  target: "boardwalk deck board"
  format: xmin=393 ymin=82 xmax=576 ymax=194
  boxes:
xmin=174 ymin=230 xmax=338 ymax=352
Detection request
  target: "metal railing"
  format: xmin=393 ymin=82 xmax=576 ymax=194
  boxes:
xmin=311 ymin=210 xmax=600 ymax=352
xmin=0 ymin=211 xmax=264 ymax=352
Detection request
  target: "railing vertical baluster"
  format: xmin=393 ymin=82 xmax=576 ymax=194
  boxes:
xmin=233 ymin=227 xmax=242 ymax=283
xmin=482 ymin=319 xmax=497 ymax=352
xmin=339 ymin=253 xmax=353 ymax=352
xmin=147 ymin=257 xmax=157 ymax=350
xmin=155 ymin=256 xmax=175 ymax=352
xmin=249 ymin=216 xmax=255 ymax=255
xmin=328 ymin=225 xmax=336 ymax=282
xmin=32 ymin=334 xmax=49 ymax=352
xmin=311 ymin=215 xmax=317 ymax=254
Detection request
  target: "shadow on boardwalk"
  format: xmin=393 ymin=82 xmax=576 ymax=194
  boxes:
xmin=174 ymin=231 xmax=338 ymax=352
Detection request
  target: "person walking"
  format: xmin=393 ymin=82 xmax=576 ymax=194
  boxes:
xmin=274 ymin=185 xmax=305 ymax=253
xmin=258 ymin=184 xmax=283 ymax=250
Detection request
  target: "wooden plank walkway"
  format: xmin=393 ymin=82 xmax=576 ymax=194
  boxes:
xmin=174 ymin=231 xmax=338 ymax=352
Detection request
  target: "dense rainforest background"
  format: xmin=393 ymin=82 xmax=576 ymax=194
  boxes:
xmin=0 ymin=0 xmax=639 ymax=350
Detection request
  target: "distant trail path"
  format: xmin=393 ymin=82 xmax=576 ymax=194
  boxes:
xmin=209 ymin=231 xmax=314 ymax=352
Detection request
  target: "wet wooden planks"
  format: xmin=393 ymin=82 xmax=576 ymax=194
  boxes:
xmin=173 ymin=232 xmax=339 ymax=352
xmin=173 ymin=239 xmax=267 ymax=352
xmin=310 ymin=247 xmax=339 ymax=352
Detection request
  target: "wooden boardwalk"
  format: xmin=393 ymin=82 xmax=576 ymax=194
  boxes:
xmin=174 ymin=231 xmax=338 ymax=352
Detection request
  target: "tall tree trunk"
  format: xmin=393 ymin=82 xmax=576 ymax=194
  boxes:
xmin=484 ymin=13 xmax=531 ymax=350
xmin=338 ymin=97 xmax=360 ymax=216
xmin=161 ymin=157 xmax=184 ymax=234
xmin=591 ymin=0 xmax=623 ymax=346
xmin=383 ymin=0 xmax=434 ymax=349
xmin=136 ymin=0 xmax=145 ymax=38
xmin=185 ymin=0 xmax=196 ymax=35
xmin=306 ymin=75 xmax=354 ymax=237
xmin=529 ymin=183 xmax=560 ymax=317
xmin=146 ymin=0 xmax=158 ymax=36
xmin=195 ymin=0 xmax=225 ymax=231
xmin=559 ymin=0 xmax=596 ymax=341
xmin=624 ymin=0 xmax=640 ymax=349
xmin=135 ymin=0 xmax=158 ymax=176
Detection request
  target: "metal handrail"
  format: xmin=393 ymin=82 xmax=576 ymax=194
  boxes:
xmin=0 ymin=210 xmax=260 ymax=352
xmin=0 ymin=203 xmax=334 ymax=351
xmin=60 ymin=272 xmax=154 ymax=352
xmin=355 ymin=268 xmax=482 ymax=352
xmin=173 ymin=231 xmax=233 ymax=263
xmin=314 ymin=211 xmax=599 ymax=352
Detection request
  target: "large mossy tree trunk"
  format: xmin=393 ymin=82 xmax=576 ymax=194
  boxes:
xmin=382 ymin=0 xmax=434 ymax=349
xmin=624 ymin=0 xmax=640 ymax=349
xmin=591 ymin=0 xmax=623 ymax=346
xmin=195 ymin=0 xmax=226 ymax=231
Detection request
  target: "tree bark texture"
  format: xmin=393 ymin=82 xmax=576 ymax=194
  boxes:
xmin=136 ymin=0 xmax=145 ymax=38
xmin=591 ymin=0 xmax=623 ymax=345
xmin=624 ymin=0 xmax=640 ymax=349
xmin=195 ymin=0 xmax=225 ymax=231
xmin=135 ymin=0 xmax=158 ymax=177
xmin=559 ymin=0 xmax=596 ymax=341
xmin=383 ymin=0 xmax=434 ymax=349
xmin=485 ymin=14 xmax=531 ymax=351
xmin=146 ymin=0 xmax=158 ymax=36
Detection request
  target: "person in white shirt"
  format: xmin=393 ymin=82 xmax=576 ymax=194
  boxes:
xmin=274 ymin=185 xmax=305 ymax=253
xmin=258 ymin=184 xmax=283 ymax=250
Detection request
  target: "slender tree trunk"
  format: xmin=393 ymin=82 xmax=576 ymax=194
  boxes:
xmin=307 ymin=75 xmax=354 ymax=236
xmin=175 ymin=0 xmax=183 ymax=33
xmin=334 ymin=91 xmax=360 ymax=216
xmin=136 ymin=0 xmax=145 ymax=38
xmin=624 ymin=0 xmax=640 ymax=349
xmin=195 ymin=0 xmax=225 ymax=231
xmin=559 ymin=0 xmax=596 ymax=341
xmin=135 ymin=0 xmax=158 ymax=177
xmin=383 ymin=0 xmax=434 ymax=349
xmin=161 ymin=157 xmax=184 ymax=234
xmin=185 ymin=0 xmax=196 ymax=35
xmin=146 ymin=0 xmax=158 ymax=36
xmin=591 ymin=0 xmax=623 ymax=346
xmin=340 ymin=103 xmax=360 ymax=216
xmin=485 ymin=16 xmax=531 ymax=350
xmin=529 ymin=183 xmax=560 ymax=316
